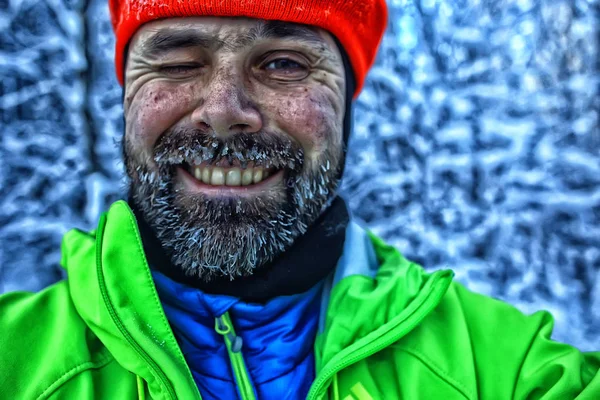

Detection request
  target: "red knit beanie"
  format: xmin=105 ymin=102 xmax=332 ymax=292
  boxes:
xmin=108 ymin=0 xmax=388 ymax=98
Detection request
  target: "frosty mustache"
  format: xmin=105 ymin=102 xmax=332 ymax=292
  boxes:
xmin=153 ymin=128 xmax=305 ymax=173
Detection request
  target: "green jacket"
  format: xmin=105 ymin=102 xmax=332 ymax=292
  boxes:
xmin=1 ymin=200 xmax=599 ymax=399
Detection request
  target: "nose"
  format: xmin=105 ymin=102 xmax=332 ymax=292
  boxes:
xmin=191 ymin=70 xmax=262 ymax=137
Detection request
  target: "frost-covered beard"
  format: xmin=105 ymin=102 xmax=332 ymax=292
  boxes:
xmin=124 ymin=128 xmax=342 ymax=281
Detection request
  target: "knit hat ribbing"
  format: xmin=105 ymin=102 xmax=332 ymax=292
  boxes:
xmin=109 ymin=0 xmax=387 ymax=98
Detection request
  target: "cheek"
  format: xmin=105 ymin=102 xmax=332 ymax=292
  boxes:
xmin=126 ymin=83 xmax=195 ymax=149
xmin=268 ymin=92 xmax=342 ymax=155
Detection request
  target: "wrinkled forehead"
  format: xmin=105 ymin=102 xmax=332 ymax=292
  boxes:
xmin=128 ymin=17 xmax=341 ymax=58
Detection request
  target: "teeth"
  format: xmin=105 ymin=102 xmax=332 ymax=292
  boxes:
xmin=242 ymin=169 xmax=253 ymax=186
xmin=226 ymin=168 xmax=242 ymax=186
xmin=202 ymin=168 xmax=211 ymax=184
xmin=253 ymin=169 xmax=263 ymax=184
xmin=211 ymin=167 xmax=225 ymax=185
xmin=189 ymin=165 xmax=272 ymax=186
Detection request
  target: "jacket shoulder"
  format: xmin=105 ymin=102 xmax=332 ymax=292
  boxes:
xmin=394 ymin=280 xmax=600 ymax=398
xmin=0 ymin=281 xmax=115 ymax=399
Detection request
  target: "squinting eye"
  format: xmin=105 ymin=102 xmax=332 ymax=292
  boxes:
xmin=264 ymin=59 xmax=304 ymax=71
xmin=159 ymin=64 xmax=202 ymax=76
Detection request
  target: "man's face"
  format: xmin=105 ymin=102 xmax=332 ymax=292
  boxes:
xmin=123 ymin=17 xmax=346 ymax=280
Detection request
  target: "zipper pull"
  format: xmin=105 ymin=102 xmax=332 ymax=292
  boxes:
xmin=215 ymin=314 xmax=243 ymax=353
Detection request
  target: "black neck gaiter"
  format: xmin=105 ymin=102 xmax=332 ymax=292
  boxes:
xmin=129 ymin=196 xmax=349 ymax=303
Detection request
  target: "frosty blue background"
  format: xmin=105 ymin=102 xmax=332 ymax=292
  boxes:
xmin=0 ymin=0 xmax=598 ymax=350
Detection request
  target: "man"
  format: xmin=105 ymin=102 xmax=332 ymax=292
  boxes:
xmin=0 ymin=0 xmax=598 ymax=399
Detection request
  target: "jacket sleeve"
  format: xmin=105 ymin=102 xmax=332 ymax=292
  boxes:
xmin=452 ymin=282 xmax=600 ymax=399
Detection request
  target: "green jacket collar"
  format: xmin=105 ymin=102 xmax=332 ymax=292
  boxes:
xmin=311 ymin=221 xmax=454 ymax=397
xmin=63 ymin=201 xmax=200 ymax=400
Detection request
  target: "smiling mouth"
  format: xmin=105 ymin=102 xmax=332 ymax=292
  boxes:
xmin=180 ymin=161 xmax=279 ymax=187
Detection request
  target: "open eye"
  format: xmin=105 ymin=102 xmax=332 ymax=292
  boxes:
xmin=260 ymin=55 xmax=309 ymax=81
xmin=264 ymin=59 xmax=304 ymax=71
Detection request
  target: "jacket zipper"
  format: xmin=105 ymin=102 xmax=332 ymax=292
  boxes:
xmin=307 ymin=272 xmax=452 ymax=399
xmin=96 ymin=213 xmax=179 ymax=400
xmin=215 ymin=312 xmax=257 ymax=400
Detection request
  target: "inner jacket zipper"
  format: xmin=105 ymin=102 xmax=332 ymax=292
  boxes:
xmin=215 ymin=312 xmax=258 ymax=400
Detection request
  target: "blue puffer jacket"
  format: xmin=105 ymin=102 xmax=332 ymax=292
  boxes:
xmin=152 ymin=271 xmax=323 ymax=400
